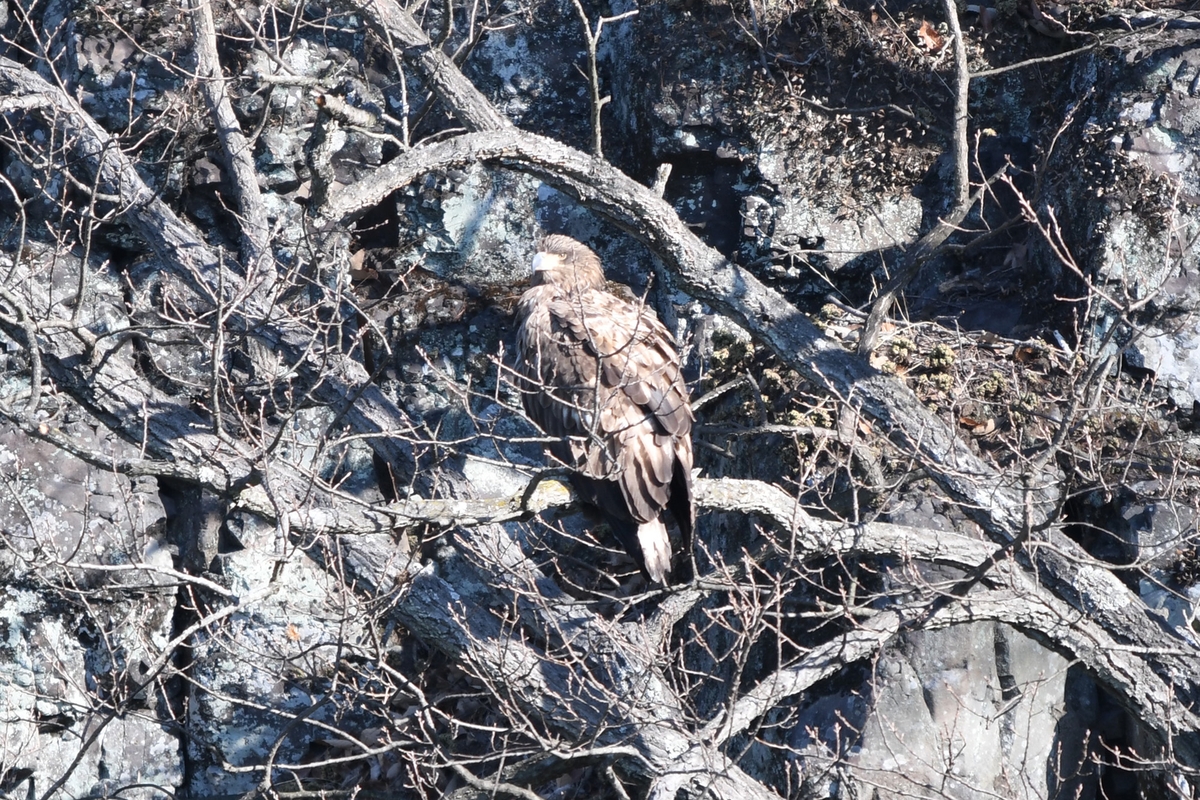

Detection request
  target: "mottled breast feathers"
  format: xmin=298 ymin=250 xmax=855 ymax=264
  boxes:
xmin=515 ymin=235 xmax=694 ymax=584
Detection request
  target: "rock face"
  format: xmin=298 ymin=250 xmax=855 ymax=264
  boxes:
xmin=2 ymin=0 xmax=1200 ymax=797
xmin=1081 ymin=46 xmax=1200 ymax=408
xmin=0 ymin=249 xmax=180 ymax=797
xmin=822 ymin=625 xmax=1074 ymax=800
xmin=187 ymin=506 xmax=373 ymax=795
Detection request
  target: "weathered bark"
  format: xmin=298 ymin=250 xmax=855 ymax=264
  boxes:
xmin=346 ymin=0 xmax=511 ymax=133
xmin=189 ymin=0 xmax=271 ymax=273
xmin=237 ymin=473 xmax=1200 ymax=764
xmin=0 ymin=58 xmax=222 ymax=296
xmin=310 ymin=520 xmax=787 ymax=799
xmin=0 ymin=54 xmax=778 ymax=799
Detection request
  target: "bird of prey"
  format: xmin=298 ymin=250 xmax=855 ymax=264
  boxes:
xmin=514 ymin=235 xmax=694 ymax=584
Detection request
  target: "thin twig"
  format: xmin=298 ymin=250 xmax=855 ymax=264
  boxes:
xmin=569 ymin=0 xmax=638 ymax=157
xmin=856 ymin=164 xmax=1007 ymax=356
xmin=970 ymin=39 xmax=1098 ymax=78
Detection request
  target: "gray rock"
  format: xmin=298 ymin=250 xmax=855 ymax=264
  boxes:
xmin=0 ymin=420 xmax=167 ymax=581
xmin=795 ymin=624 xmax=1073 ymax=800
xmin=397 ymin=163 xmax=545 ymax=286
xmin=187 ymin=510 xmax=373 ymax=796
xmin=760 ymin=154 xmax=923 ymax=271
xmin=0 ymin=590 xmax=183 ymax=800
xmin=1048 ymin=47 xmax=1200 ymax=369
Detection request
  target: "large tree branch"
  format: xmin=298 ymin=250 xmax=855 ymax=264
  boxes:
xmin=306 ymin=519 xmax=786 ymax=800
xmin=0 ymin=58 xmax=223 ymax=296
xmin=347 ymin=0 xmax=511 ymax=132
xmin=236 ymin=471 xmax=1200 ymax=764
xmin=699 ymin=585 xmax=1200 ymax=763
xmin=189 ymin=0 xmax=271 ymax=273
xmin=236 ymin=475 xmax=989 ymax=570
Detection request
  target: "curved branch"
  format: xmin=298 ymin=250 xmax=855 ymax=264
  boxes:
xmin=700 ymin=585 xmax=1200 ymax=759
xmin=234 ymin=469 xmax=1200 ymax=763
xmin=0 ymin=57 xmax=223 ymax=297
xmin=305 ymin=519 xmax=785 ymax=800
xmin=0 ymin=56 xmax=415 ymax=477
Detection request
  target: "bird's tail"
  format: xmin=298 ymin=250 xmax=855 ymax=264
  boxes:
xmin=637 ymin=518 xmax=671 ymax=585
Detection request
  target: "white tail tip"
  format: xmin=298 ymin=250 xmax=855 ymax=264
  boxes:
xmin=638 ymin=519 xmax=671 ymax=584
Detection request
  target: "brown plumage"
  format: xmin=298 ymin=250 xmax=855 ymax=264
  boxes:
xmin=514 ymin=235 xmax=694 ymax=584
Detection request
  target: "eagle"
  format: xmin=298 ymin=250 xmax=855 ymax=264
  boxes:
xmin=515 ymin=235 xmax=694 ymax=584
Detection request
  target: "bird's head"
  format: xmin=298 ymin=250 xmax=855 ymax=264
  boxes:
xmin=531 ymin=235 xmax=606 ymax=292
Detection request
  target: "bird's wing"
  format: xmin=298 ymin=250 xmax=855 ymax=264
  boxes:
xmin=542 ymin=288 xmax=693 ymax=523
xmin=514 ymin=286 xmax=602 ymax=445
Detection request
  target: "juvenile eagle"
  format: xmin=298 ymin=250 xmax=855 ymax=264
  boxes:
xmin=515 ymin=235 xmax=694 ymax=584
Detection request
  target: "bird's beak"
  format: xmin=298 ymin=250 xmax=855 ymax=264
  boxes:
xmin=532 ymin=252 xmax=549 ymax=272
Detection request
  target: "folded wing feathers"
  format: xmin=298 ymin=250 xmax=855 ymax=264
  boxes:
xmin=516 ymin=270 xmax=694 ymax=582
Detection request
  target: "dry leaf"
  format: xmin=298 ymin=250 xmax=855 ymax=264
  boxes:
xmin=960 ymin=416 xmax=996 ymax=435
xmin=917 ymin=20 xmax=945 ymax=51
xmin=1019 ymin=0 xmax=1071 ymax=38
xmin=286 ymin=623 xmax=301 ymax=642
xmin=348 ymin=250 xmax=377 ymax=281
xmin=1014 ymin=345 xmax=1039 ymax=363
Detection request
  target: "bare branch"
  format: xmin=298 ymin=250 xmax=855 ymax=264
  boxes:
xmin=945 ymin=0 xmax=970 ymax=210
xmin=569 ymin=0 xmax=638 ymax=156
xmin=189 ymin=0 xmax=272 ymax=274
xmin=855 ymin=0 xmax=978 ymax=357
xmin=347 ymin=0 xmax=511 ymax=132
xmin=321 ymin=134 xmax=1200 ymax=741
xmin=0 ymin=57 xmax=416 ymax=476
xmin=0 ymin=56 xmax=225 ymax=299
xmin=970 ymin=39 xmax=1098 ymax=78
